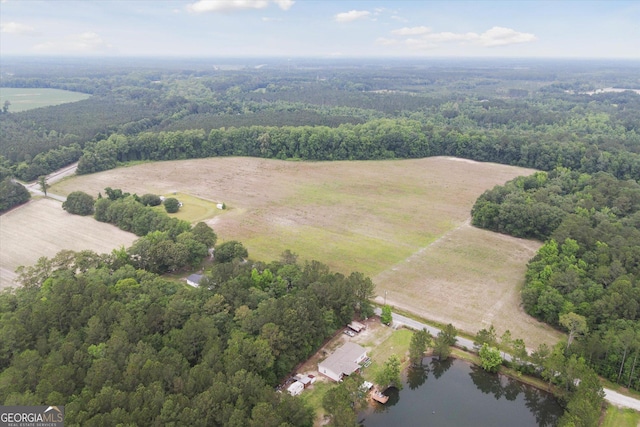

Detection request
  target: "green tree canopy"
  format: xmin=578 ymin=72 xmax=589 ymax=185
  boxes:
xmin=479 ymin=344 xmax=503 ymax=373
xmin=375 ymin=354 xmax=402 ymax=391
xmin=163 ymin=197 xmax=180 ymax=213
xmin=62 ymin=190 xmax=95 ymax=215
xmin=215 ymin=240 xmax=248 ymax=263
xmin=0 ymin=177 xmax=30 ymax=212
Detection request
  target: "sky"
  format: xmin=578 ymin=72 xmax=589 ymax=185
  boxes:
xmin=0 ymin=0 xmax=639 ymax=59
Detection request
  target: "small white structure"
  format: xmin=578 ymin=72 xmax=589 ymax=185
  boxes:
xmin=360 ymin=381 xmax=373 ymax=392
xmin=187 ymin=274 xmax=204 ymax=287
xmin=318 ymin=342 xmax=368 ymax=382
xmin=216 ymin=203 xmax=225 ymax=210
xmin=295 ymin=374 xmax=316 ymax=388
xmin=287 ymin=381 xmax=304 ymax=396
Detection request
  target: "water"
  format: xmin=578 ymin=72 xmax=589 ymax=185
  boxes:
xmin=359 ymin=357 xmax=563 ymax=427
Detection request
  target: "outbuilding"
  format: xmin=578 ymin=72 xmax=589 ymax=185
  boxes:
xmin=287 ymin=381 xmax=304 ymax=396
xmin=187 ymin=274 xmax=204 ymax=287
xmin=348 ymin=321 xmax=366 ymax=333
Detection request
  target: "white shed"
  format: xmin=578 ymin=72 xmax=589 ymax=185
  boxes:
xmin=287 ymin=381 xmax=304 ymax=396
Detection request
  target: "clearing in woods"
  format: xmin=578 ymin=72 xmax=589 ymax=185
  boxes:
xmin=51 ymin=156 xmax=563 ymax=347
xmin=0 ymin=198 xmax=137 ymax=290
xmin=0 ymin=88 xmax=90 ymax=112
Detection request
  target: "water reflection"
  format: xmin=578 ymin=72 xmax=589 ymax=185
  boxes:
xmin=360 ymin=357 xmax=563 ymax=427
xmin=468 ymin=365 xmax=560 ymax=427
xmin=430 ymin=356 xmax=454 ymax=379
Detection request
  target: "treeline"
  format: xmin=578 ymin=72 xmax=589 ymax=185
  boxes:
xmin=0 ymin=242 xmax=374 ymax=425
xmin=471 ymin=169 xmax=640 ymax=391
xmin=0 ymin=177 xmax=30 ymax=213
xmin=76 ymin=116 xmax=640 ymax=182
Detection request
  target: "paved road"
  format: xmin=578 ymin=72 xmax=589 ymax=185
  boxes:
xmin=21 ymin=162 xmax=78 ymax=202
xmin=374 ymin=307 xmax=640 ymax=410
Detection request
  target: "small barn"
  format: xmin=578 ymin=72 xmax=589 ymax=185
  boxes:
xmin=318 ymin=342 xmax=368 ymax=382
xmin=187 ymin=274 xmax=204 ymax=287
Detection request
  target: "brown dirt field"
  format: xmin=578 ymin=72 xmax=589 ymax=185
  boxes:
xmin=51 ymin=156 xmax=562 ymax=347
xmin=0 ymin=198 xmax=137 ymax=290
xmin=52 ymin=156 xmax=534 ymax=275
xmin=373 ymin=221 xmax=564 ymax=348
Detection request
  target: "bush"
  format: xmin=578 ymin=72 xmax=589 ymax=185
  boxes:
xmin=164 ymin=197 xmax=180 ymax=213
xmin=62 ymin=191 xmax=95 ymax=215
xmin=140 ymin=193 xmax=161 ymax=206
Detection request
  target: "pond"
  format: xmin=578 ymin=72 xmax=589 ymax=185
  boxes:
xmin=358 ymin=357 xmax=564 ymax=427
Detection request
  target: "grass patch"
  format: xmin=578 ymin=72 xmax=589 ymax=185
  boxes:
xmin=244 ymin=225 xmax=412 ymax=277
xmin=0 ymin=88 xmax=90 ymax=112
xmin=602 ymin=406 xmax=640 ymax=427
xmin=299 ymin=381 xmax=332 ymax=423
xmin=161 ymin=192 xmax=223 ymax=223
xmin=363 ymin=328 xmax=413 ymax=383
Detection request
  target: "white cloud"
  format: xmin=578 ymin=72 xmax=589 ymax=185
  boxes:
xmin=33 ymin=31 xmax=113 ymax=53
xmin=386 ymin=25 xmax=536 ymax=50
xmin=273 ymin=0 xmax=294 ymax=10
xmin=0 ymin=21 xmax=40 ymax=36
xmin=390 ymin=15 xmax=408 ymax=23
xmin=391 ymin=26 xmax=431 ymax=36
xmin=187 ymin=0 xmax=293 ymax=13
xmin=334 ymin=10 xmax=370 ymax=23
xmin=475 ymin=26 xmax=537 ymax=47
xmin=375 ymin=37 xmax=399 ymax=46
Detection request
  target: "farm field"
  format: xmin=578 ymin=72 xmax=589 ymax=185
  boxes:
xmin=0 ymin=87 xmax=90 ymax=112
xmin=51 ymin=156 xmax=562 ymax=347
xmin=0 ymin=198 xmax=137 ymax=290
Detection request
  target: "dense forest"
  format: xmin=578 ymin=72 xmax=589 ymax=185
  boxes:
xmin=2 ymin=58 xmax=640 ymax=182
xmin=0 ymin=242 xmax=375 ymax=425
xmin=471 ymin=168 xmax=640 ymax=391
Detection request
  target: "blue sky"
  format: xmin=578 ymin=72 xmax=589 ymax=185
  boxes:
xmin=1 ymin=0 xmax=638 ymax=58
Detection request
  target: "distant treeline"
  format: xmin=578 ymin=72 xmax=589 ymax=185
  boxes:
xmin=3 ymin=63 xmax=640 ymax=182
xmin=76 ymin=117 xmax=640 ymax=182
xmin=471 ymin=169 xmax=640 ymax=391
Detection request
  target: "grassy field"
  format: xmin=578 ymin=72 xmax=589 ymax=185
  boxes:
xmin=0 ymin=88 xmax=90 ymax=112
xmin=159 ymin=192 xmax=223 ymax=223
xmin=602 ymin=406 xmax=640 ymax=427
xmin=51 ymin=156 xmax=563 ymax=348
xmin=0 ymin=198 xmax=137 ymax=290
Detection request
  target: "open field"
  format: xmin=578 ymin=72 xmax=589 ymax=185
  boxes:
xmin=602 ymin=406 xmax=640 ymax=427
xmin=159 ymin=192 xmax=223 ymax=223
xmin=51 ymin=156 xmax=562 ymax=347
xmin=0 ymin=198 xmax=137 ymax=290
xmin=0 ymin=88 xmax=90 ymax=112
xmin=373 ymin=221 xmax=562 ymax=349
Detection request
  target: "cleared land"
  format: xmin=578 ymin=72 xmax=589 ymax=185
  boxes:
xmin=0 ymin=88 xmax=90 ymax=112
xmin=52 ymin=156 xmax=562 ymax=347
xmin=0 ymin=198 xmax=137 ymax=290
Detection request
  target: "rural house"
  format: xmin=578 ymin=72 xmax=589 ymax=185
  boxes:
xmin=186 ymin=274 xmax=204 ymax=287
xmin=318 ymin=342 xmax=368 ymax=382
